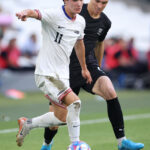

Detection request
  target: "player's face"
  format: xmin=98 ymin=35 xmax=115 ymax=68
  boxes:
xmin=65 ymin=0 xmax=83 ymax=15
xmin=90 ymin=0 xmax=108 ymax=15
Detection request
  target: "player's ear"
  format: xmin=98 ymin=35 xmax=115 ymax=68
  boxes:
xmin=63 ymin=0 xmax=68 ymax=3
xmin=63 ymin=0 xmax=67 ymax=5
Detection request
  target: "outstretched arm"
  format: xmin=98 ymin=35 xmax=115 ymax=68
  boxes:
xmin=16 ymin=9 xmax=41 ymax=21
xmin=74 ymin=39 xmax=92 ymax=84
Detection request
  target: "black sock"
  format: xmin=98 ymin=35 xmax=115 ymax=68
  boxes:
xmin=44 ymin=127 xmax=58 ymax=144
xmin=106 ymin=97 xmax=125 ymax=139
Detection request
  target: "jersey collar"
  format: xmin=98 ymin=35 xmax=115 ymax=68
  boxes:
xmin=62 ymin=5 xmax=76 ymax=21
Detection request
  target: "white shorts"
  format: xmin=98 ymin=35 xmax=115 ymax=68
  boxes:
xmin=35 ymin=74 xmax=72 ymax=108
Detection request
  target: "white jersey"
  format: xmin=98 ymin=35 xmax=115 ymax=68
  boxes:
xmin=35 ymin=6 xmax=85 ymax=79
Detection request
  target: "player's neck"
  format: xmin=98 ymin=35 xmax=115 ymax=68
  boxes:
xmin=64 ymin=6 xmax=76 ymax=20
xmin=87 ymin=3 xmax=101 ymax=19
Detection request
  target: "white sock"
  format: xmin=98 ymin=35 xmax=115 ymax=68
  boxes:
xmin=31 ymin=112 xmax=65 ymax=128
xmin=43 ymin=141 xmax=49 ymax=146
xmin=66 ymin=100 xmax=81 ymax=142
xmin=117 ymin=136 xmax=126 ymax=146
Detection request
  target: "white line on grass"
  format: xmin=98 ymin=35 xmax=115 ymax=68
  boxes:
xmin=0 ymin=113 xmax=150 ymax=134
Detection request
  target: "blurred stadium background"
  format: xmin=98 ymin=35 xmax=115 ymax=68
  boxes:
xmin=0 ymin=0 xmax=150 ymax=150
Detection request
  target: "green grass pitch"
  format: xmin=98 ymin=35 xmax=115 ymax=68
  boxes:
xmin=0 ymin=90 xmax=150 ymax=150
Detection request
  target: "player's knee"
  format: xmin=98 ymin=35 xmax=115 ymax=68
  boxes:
xmin=54 ymin=109 xmax=67 ymax=122
xmin=68 ymin=100 xmax=81 ymax=112
xmin=50 ymin=126 xmax=59 ymax=130
xmin=56 ymin=114 xmax=67 ymax=123
xmin=60 ymin=116 xmax=67 ymax=122
xmin=74 ymin=99 xmax=81 ymax=109
xmin=105 ymin=87 xmax=117 ymax=99
xmin=73 ymin=100 xmax=81 ymax=111
xmin=67 ymin=100 xmax=81 ymax=120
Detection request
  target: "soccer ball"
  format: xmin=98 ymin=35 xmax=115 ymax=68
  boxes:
xmin=67 ymin=141 xmax=91 ymax=150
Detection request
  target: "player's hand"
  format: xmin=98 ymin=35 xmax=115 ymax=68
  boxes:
xmin=16 ymin=10 xmax=28 ymax=21
xmin=82 ymin=69 xmax=92 ymax=84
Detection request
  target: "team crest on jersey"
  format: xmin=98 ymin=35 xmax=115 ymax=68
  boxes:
xmin=97 ymin=28 xmax=103 ymax=36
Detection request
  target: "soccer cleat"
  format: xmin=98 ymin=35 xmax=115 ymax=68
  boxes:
xmin=16 ymin=117 xmax=31 ymax=147
xmin=118 ymin=139 xmax=144 ymax=150
xmin=41 ymin=140 xmax=53 ymax=150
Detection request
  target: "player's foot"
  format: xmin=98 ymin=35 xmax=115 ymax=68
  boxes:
xmin=16 ymin=117 xmax=31 ymax=147
xmin=41 ymin=140 xmax=53 ymax=150
xmin=118 ymin=139 xmax=144 ymax=150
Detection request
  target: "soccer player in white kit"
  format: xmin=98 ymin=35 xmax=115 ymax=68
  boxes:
xmin=16 ymin=0 xmax=92 ymax=147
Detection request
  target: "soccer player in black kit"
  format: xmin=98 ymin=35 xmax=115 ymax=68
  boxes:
xmin=41 ymin=0 xmax=144 ymax=150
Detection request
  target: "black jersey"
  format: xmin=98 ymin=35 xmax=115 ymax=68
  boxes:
xmin=70 ymin=4 xmax=111 ymax=70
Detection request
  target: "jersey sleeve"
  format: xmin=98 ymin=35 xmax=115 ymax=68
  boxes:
xmin=40 ymin=9 xmax=55 ymax=24
xmin=98 ymin=20 xmax=111 ymax=42
xmin=98 ymin=19 xmax=111 ymax=42
xmin=77 ymin=18 xmax=86 ymax=40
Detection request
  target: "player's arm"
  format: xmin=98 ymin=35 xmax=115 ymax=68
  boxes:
xmin=94 ymin=41 xmax=104 ymax=67
xmin=74 ymin=39 xmax=92 ymax=84
xmin=16 ymin=9 xmax=41 ymax=21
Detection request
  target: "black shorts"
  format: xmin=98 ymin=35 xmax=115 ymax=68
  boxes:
xmin=70 ymin=64 xmax=106 ymax=95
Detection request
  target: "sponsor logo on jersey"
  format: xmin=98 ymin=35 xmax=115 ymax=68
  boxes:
xmin=97 ymin=67 xmax=101 ymax=71
xmin=58 ymin=26 xmax=65 ymax=29
xmin=97 ymin=28 xmax=103 ymax=36
xmin=74 ymin=30 xmax=79 ymax=34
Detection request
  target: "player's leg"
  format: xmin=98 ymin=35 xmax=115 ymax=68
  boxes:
xmin=41 ymin=104 xmax=59 ymax=150
xmin=40 ymin=91 xmax=81 ymax=144
xmin=35 ymin=75 xmax=82 ymax=143
xmin=92 ymin=76 xmax=125 ymax=138
xmin=40 ymin=72 xmax=82 ymax=149
xmin=41 ymin=85 xmax=81 ymax=150
xmin=82 ymin=67 xmax=125 ymax=142
xmin=16 ymin=105 xmax=67 ymax=147
xmin=62 ymin=91 xmax=81 ymax=142
xmin=82 ymin=65 xmax=144 ymax=149
xmin=92 ymin=75 xmax=144 ymax=149
xmin=41 ymin=127 xmax=56 ymax=150
xmin=40 ymin=91 xmax=81 ymax=146
xmin=16 ymin=75 xmax=68 ymax=147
